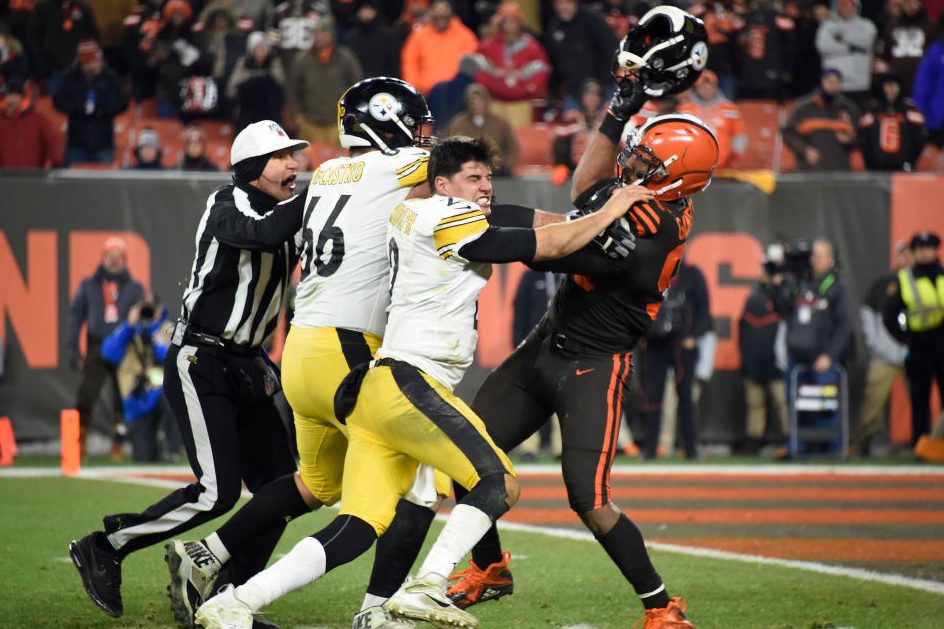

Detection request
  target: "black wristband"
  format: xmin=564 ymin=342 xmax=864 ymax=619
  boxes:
xmin=598 ymin=113 xmax=626 ymax=145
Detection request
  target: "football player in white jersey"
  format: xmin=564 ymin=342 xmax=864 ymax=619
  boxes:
xmin=167 ymin=78 xmax=441 ymax=629
xmin=194 ymin=137 xmax=652 ymax=629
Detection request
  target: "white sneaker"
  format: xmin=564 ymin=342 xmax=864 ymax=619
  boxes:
xmin=166 ymin=540 xmax=223 ymax=628
xmin=387 ymin=575 xmax=479 ymax=628
xmin=351 ymin=604 xmax=417 ymax=628
xmin=194 ymin=585 xmax=253 ymax=629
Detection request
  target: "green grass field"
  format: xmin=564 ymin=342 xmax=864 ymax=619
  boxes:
xmin=2 ymin=475 xmax=942 ymax=629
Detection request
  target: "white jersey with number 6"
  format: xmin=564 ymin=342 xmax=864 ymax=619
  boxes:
xmin=292 ymin=147 xmax=429 ymax=335
xmin=378 ymin=194 xmax=493 ymax=390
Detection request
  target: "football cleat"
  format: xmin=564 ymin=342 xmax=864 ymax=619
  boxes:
xmin=351 ymin=604 xmax=417 ymax=628
xmin=446 ymin=550 xmax=514 ymax=608
xmin=387 ymin=575 xmax=479 ymax=628
xmin=69 ymin=532 xmax=124 ymax=617
xmin=633 ymin=596 xmax=695 ymax=629
xmin=166 ymin=539 xmax=223 ymax=628
xmin=194 ymin=584 xmax=254 ymax=629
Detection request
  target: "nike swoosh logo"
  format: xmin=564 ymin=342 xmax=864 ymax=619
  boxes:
xmin=575 ymin=368 xmax=595 ymax=376
xmin=424 ymin=593 xmax=451 ymax=608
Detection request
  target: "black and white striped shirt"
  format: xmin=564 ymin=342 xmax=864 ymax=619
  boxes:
xmin=180 ymin=180 xmax=304 ymax=348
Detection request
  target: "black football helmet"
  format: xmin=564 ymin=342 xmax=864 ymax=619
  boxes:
xmin=612 ymin=6 xmax=708 ymax=98
xmin=337 ymin=77 xmax=436 ymax=154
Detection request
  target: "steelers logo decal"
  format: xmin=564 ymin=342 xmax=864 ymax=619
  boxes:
xmin=691 ymin=41 xmax=708 ymax=71
xmin=368 ymin=92 xmax=399 ymax=121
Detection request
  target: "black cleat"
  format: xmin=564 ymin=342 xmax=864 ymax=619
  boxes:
xmin=69 ymin=532 xmax=123 ymax=617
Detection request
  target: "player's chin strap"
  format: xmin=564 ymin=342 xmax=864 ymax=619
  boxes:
xmin=628 ymin=154 xmax=681 ymax=197
xmin=360 ymin=112 xmax=415 ymax=156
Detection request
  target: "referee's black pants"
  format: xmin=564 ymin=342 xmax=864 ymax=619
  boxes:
xmin=101 ymin=342 xmax=296 ymax=586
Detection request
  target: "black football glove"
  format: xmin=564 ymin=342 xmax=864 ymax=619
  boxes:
xmin=568 ymin=207 xmax=636 ymax=259
xmin=600 ymin=79 xmax=647 ymax=144
xmin=607 ymin=78 xmax=648 ymax=122
xmin=594 ymin=217 xmax=636 ymax=259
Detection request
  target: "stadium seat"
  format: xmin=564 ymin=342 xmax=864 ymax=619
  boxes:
xmin=193 ymin=119 xmax=235 ymax=142
xmin=204 ymin=139 xmax=232 ymax=171
xmin=304 ymin=141 xmax=343 ymax=170
xmin=136 ymin=99 xmax=158 ymax=119
xmin=915 ymin=144 xmax=942 ymax=173
xmin=733 ymin=100 xmax=781 ymax=170
xmin=513 ymin=124 xmax=554 ymax=176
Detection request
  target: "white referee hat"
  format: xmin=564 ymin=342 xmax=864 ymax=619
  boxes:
xmin=230 ymin=120 xmax=308 ymax=165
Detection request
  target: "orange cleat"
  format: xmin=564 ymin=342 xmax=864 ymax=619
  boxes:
xmin=633 ymin=597 xmax=694 ymax=629
xmin=446 ymin=550 xmax=514 ymax=608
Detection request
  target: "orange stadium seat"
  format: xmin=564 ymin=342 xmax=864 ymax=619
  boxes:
xmin=205 ymin=139 xmax=232 ymax=171
xmin=915 ymin=144 xmax=942 ymax=173
xmin=303 ymin=141 xmax=343 ymax=171
xmin=733 ymin=100 xmax=781 ymax=170
xmin=193 ymin=119 xmax=235 ymax=143
xmin=513 ymin=123 xmax=554 ymax=176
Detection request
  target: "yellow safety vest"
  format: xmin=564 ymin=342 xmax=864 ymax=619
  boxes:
xmin=898 ymin=269 xmax=944 ymax=332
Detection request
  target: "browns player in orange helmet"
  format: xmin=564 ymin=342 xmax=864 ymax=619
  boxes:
xmin=446 ymin=9 xmax=718 ymax=627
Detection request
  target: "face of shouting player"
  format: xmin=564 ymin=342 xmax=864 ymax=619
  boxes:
xmin=435 ymin=160 xmax=493 ymax=215
xmin=255 ymin=148 xmax=299 ymax=201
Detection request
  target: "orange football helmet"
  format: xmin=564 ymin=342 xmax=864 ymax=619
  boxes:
xmin=618 ymin=114 xmax=719 ymax=200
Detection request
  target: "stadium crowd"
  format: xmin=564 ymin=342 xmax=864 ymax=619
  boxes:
xmin=1 ymin=0 xmax=943 ymax=171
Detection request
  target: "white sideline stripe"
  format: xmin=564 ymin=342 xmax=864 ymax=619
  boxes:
xmin=488 ymin=519 xmax=944 ymax=596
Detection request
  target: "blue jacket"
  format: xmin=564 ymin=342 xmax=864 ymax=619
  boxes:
xmin=913 ymin=37 xmax=944 ymax=133
xmin=101 ymin=311 xmax=170 ymax=421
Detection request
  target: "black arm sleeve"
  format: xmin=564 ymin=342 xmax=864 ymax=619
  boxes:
xmin=487 ymin=203 xmax=536 ymax=228
xmin=458 ymin=226 xmax=537 ymax=263
xmin=209 ymin=191 xmax=306 ymax=251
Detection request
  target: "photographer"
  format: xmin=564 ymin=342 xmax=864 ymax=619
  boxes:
xmin=771 ymin=238 xmax=852 ymax=456
xmin=100 ymin=298 xmax=182 ymax=463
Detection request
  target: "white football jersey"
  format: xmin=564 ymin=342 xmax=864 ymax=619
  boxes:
xmin=292 ymin=147 xmax=429 ymax=336
xmin=378 ymin=194 xmax=493 ymax=390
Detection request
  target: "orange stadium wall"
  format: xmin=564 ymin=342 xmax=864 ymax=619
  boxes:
xmin=0 ymin=171 xmax=941 ymax=445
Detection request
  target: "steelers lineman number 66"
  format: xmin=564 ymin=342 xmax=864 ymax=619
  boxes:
xmin=301 ymin=195 xmax=350 ymax=279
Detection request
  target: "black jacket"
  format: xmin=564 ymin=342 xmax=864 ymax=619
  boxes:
xmin=68 ymin=267 xmax=144 ymax=353
xmin=858 ymin=96 xmax=927 ymax=171
xmin=739 ymin=282 xmax=783 ymax=381
xmin=543 ymin=7 xmax=616 ymax=101
xmin=773 ymin=270 xmax=852 ymax=364
xmin=53 ymin=64 xmax=129 ymax=151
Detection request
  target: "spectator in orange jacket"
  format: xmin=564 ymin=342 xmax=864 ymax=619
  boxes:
xmin=678 ymin=70 xmax=746 ymax=169
xmin=401 ymin=0 xmax=478 ymax=95
xmin=0 ymin=78 xmax=62 ymax=168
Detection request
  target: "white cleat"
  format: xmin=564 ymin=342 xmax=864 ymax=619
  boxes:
xmin=351 ymin=603 xmax=417 ymax=628
xmin=166 ymin=540 xmax=223 ymax=628
xmin=387 ymin=575 xmax=479 ymax=628
xmin=194 ymin=585 xmax=253 ymax=629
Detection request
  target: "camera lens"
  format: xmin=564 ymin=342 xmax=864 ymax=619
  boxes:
xmin=140 ymin=305 xmax=155 ymax=320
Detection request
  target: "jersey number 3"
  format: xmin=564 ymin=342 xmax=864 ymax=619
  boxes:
xmin=302 ymin=195 xmax=350 ymax=279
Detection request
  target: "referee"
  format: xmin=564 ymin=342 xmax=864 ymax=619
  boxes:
xmin=70 ymin=120 xmax=308 ymax=623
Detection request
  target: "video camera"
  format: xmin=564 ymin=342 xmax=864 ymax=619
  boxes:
xmin=763 ymin=240 xmax=812 ymax=279
xmin=138 ymin=297 xmax=162 ymax=323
